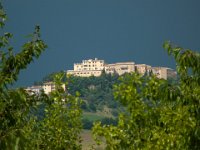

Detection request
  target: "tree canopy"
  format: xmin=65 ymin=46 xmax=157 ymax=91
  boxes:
xmin=93 ymin=42 xmax=200 ymax=149
xmin=0 ymin=4 xmax=82 ymax=149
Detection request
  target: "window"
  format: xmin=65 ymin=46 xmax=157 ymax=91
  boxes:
xmin=121 ymin=67 xmax=128 ymax=70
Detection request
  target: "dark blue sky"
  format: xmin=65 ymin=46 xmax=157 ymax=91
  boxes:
xmin=3 ymin=0 xmax=200 ymax=86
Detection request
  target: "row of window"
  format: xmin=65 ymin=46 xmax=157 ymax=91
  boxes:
xmin=83 ymin=65 xmax=97 ymax=67
xmin=77 ymin=68 xmax=100 ymax=71
xmin=83 ymin=64 xmax=103 ymax=67
xmin=106 ymin=67 xmax=128 ymax=71
xmin=76 ymin=65 xmax=103 ymax=69
xmin=83 ymin=60 xmax=103 ymax=64
xmin=74 ymin=71 xmax=100 ymax=75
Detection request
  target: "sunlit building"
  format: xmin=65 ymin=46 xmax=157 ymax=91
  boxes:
xmin=42 ymin=82 xmax=66 ymax=94
xmin=66 ymin=58 xmax=177 ymax=79
xmin=67 ymin=58 xmax=105 ymax=77
xmin=67 ymin=58 xmax=136 ymax=77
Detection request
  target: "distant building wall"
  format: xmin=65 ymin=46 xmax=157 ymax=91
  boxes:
xmin=42 ymin=82 xmax=66 ymax=94
xmin=105 ymin=62 xmax=135 ymax=75
xmin=135 ymin=64 xmax=152 ymax=75
xmin=67 ymin=70 xmax=102 ymax=77
xmin=67 ymin=58 xmax=105 ymax=77
xmin=152 ymin=67 xmax=177 ymax=80
xmin=42 ymin=82 xmax=55 ymax=94
xmin=166 ymin=68 xmax=177 ymax=79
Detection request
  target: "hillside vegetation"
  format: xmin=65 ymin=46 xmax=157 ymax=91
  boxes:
xmin=40 ymin=71 xmax=124 ymax=129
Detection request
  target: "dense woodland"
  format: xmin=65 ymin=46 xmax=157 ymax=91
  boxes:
xmin=1 ymin=3 xmax=200 ymax=150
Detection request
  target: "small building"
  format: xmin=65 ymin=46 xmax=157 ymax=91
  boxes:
xmin=42 ymin=82 xmax=66 ymax=94
xmin=42 ymin=82 xmax=55 ymax=94
xmin=25 ymin=85 xmax=42 ymax=95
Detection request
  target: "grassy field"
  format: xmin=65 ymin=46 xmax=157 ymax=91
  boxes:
xmin=82 ymin=112 xmax=105 ymax=121
xmin=81 ymin=130 xmax=105 ymax=150
xmin=81 ymin=108 xmax=114 ymax=149
xmin=82 ymin=106 xmax=115 ymax=121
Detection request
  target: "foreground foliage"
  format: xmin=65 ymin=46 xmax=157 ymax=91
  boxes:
xmin=0 ymin=5 xmax=82 ymax=149
xmin=93 ymin=42 xmax=200 ymax=150
xmin=34 ymin=73 xmax=82 ymax=149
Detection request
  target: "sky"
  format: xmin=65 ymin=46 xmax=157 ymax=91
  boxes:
xmin=2 ymin=0 xmax=200 ymax=86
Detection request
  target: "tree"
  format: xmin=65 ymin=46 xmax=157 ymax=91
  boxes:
xmin=0 ymin=4 xmax=82 ymax=149
xmin=0 ymin=4 xmax=47 ymax=149
xmin=92 ymin=42 xmax=200 ymax=149
xmin=34 ymin=73 xmax=82 ymax=149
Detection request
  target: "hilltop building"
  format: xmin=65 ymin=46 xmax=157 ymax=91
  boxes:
xmin=67 ymin=58 xmax=177 ymax=79
xmin=105 ymin=62 xmax=135 ymax=75
xmin=26 ymin=59 xmax=177 ymax=94
xmin=134 ymin=64 xmax=152 ymax=75
xmin=67 ymin=58 xmax=104 ymax=77
xmin=67 ymin=58 xmax=136 ymax=77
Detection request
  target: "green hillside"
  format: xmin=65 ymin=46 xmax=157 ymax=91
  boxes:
xmin=39 ymin=71 xmax=123 ymax=128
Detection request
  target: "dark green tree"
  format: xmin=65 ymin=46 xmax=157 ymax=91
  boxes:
xmin=35 ymin=73 xmax=82 ymax=149
xmin=93 ymin=42 xmax=200 ymax=149
xmin=0 ymin=4 xmax=47 ymax=149
xmin=0 ymin=4 xmax=82 ymax=149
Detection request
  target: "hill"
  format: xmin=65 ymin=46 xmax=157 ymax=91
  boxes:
xmin=36 ymin=71 xmax=124 ymax=129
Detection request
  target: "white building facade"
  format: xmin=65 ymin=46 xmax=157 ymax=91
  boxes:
xmin=67 ymin=58 xmax=136 ymax=77
xmin=42 ymin=82 xmax=66 ymax=94
xmin=67 ymin=58 xmax=104 ymax=77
